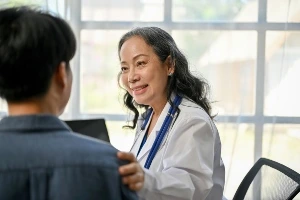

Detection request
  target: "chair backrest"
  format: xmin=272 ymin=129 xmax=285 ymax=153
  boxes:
xmin=233 ymin=158 xmax=300 ymax=200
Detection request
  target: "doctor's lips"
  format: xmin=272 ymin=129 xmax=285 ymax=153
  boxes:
xmin=130 ymin=85 xmax=148 ymax=91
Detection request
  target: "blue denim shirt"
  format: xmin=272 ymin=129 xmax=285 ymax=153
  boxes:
xmin=0 ymin=114 xmax=137 ymax=200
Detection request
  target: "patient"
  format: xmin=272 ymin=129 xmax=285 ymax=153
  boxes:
xmin=0 ymin=6 xmax=137 ymax=200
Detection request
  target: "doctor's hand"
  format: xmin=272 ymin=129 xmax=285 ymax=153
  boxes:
xmin=118 ymin=151 xmax=144 ymax=191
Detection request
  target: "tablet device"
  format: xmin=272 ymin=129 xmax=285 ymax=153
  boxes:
xmin=64 ymin=119 xmax=110 ymax=143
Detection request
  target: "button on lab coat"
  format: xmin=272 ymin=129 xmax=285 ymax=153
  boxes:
xmin=130 ymin=97 xmax=225 ymax=200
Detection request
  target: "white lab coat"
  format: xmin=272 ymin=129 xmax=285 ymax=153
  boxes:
xmin=130 ymin=96 xmax=225 ymax=200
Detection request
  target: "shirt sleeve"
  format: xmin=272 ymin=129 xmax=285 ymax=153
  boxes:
xmin=137 ymin=116 xmax=219 ymax=200
xmin=121 ymin=183 xmax=139 ymax=200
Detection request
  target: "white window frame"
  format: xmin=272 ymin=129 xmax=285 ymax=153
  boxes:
xmin=67 ymin=0 xmax=300 ymax=164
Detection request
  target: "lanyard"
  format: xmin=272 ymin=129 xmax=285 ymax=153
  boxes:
xmin=137 ymin=95 xmax=182 ymax=169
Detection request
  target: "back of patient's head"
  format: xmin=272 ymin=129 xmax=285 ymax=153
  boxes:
xmin=0 ymin=6 xmax=76 ymax=102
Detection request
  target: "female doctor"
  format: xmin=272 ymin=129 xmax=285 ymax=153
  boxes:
xmin=117 ymin=27 xmax=225 ymax=200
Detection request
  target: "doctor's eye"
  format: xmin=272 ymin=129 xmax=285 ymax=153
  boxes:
xmin=136 ymin=61 xmax=146 ymax=67
xmin=121 ymin=66 xmax=129 ymax=73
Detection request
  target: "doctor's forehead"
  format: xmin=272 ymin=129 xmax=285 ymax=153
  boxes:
xmin=120 ymin=37 xmax=154 ymax=60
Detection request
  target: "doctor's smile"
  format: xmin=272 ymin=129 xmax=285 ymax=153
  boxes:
xmin=130 ymin=85 xmax=149 ymax=95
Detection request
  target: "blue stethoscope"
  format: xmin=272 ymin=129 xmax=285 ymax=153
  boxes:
xmin=137 ymin=94 xmax=182 ymax=169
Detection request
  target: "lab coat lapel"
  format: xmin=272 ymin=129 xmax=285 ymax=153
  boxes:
xmin=130 ymin=112 xmax=154 ymax=161
xmin=136 ymin=130 xmax=157 ymax=161
xmin=136 ymin=102 xmax=171 ymax=162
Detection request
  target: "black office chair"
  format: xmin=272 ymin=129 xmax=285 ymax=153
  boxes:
xmin=233 ymin=158 xmax=300 ymax=200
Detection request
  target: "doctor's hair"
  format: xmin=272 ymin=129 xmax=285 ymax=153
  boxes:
xmin=0 ymin=6 xmax=76 ymax=102
xmin=118 ymin=26 xmax=214 ymax=129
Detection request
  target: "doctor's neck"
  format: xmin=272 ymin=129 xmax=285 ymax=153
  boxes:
xmin=150 ymin=98 xmax=168 ymax=118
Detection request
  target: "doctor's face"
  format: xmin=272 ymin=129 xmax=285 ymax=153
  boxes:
xmin=119 ymin=36 xmax=171 ymax=108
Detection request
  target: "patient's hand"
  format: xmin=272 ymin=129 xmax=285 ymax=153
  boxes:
xmin=118 ymin=151 xmax=144 ymax=191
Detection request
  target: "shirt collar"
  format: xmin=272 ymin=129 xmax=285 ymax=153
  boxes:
xmin=0 ymin=114 xmax=70 ymax=133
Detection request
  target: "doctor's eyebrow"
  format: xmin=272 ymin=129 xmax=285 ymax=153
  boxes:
xmin=120 ymin=54 xmax=149 ymax=65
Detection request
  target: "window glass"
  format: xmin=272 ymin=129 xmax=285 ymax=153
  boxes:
xmin=106 ymin=121 xmax=135 ymax=151
xmin=172 ymin=30 xmax=257 ymax=115
xmin=267 ymin=0 xmax=300 ymax=22
xmin=81 ymin=0 xmax=164 ymax=21
xmin=80 ymin=30 xmax=128 ymax=114
xmin=265 ymin=31 xmax=300 ymax=116
xmin=217 ymin=123 xmax=255 ymax=199
xmin=263 ymin=124 xmax=300 ymax=173
xmin=173 ymin=0 xmax=258 ymax=22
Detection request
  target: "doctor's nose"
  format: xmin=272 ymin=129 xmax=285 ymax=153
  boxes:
xmin=128 ymin=70 xmax=140 ymax=83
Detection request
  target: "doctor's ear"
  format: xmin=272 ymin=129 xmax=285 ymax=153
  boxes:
xmin=165 ymin=55 xmax=175 ymax=75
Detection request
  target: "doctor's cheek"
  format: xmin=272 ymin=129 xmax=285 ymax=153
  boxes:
xmin=117 ymin=151 xmax=145 ymax=191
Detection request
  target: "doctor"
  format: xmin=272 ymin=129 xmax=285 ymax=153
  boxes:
xmin=117 ymin=27 xmax=225 ymax=200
